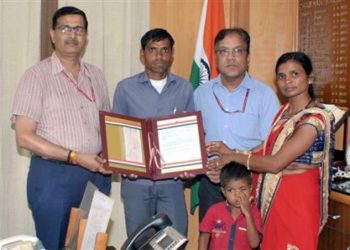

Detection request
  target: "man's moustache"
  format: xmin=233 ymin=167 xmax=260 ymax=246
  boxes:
xmin=64 ymin=39 xmax=79 ymax=45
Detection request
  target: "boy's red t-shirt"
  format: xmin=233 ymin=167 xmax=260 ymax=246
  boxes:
xmin=200 ymin=201 xmax=262 ymax=250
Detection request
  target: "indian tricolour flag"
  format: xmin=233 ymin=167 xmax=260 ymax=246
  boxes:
xmin=189 ymin=0 xmax=225 ymax=89
xmin=190 ymin=0 xmax=225 ymax=214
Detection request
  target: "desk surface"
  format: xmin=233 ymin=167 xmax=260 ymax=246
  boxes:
xmin=330 ymin=191 xmax=350 ymax=206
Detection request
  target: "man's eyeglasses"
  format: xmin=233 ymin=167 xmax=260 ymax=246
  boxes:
xmin=56 ymin=25 xmax=87 ymax=35
xmin=215 ymin=47 xmax=247 ymax=58
xmin=212 ymin=86 xmax=250 ymax=114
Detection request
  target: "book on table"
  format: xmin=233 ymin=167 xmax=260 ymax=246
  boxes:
xmin=99 ymin=111 xmax=207 ymax=180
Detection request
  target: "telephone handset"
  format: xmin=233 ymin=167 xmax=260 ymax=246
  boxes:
xmin=121 ymin=213 xmax=187 ymax=250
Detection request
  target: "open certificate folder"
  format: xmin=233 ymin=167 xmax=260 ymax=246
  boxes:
xmin=99 ymin=111 xmax=207 ymax=180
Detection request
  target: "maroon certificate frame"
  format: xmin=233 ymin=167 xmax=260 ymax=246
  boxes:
xmin=99 ymin=111 xmax=207 ymax=180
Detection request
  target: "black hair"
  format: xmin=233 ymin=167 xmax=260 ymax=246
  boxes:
xmin=275 ymin=51 xmax=315 ymax=99
xmin=140 ymin=28 xmax=175 ymax=50
xmin=214 ymin=28 xmax=250 ymax=54
xmin=220 ymin=162 xmax=252 ymax=188
xmin=52 ymin=6 xmax=88 ymax=30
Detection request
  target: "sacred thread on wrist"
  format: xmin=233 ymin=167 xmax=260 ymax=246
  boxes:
xmin=67 ymin=150 xmax=77 ymax=164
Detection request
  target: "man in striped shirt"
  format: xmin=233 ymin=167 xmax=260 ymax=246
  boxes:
xmin=11 ymin=6 xmax=111 ymax=249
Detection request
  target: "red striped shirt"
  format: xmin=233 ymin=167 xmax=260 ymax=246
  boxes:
xmin=12 ymin=52 xmax=110 ymax=154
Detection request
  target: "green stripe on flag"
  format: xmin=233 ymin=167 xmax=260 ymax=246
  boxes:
xmin=190 ymin=62 xmax=200 ymax=90
xmin=189 ymin=62 xmax=200 ymax=215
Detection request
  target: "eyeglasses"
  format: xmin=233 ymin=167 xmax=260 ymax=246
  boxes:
xmin=212 ymin=86 xmax=250 ymax=113
xmin=215 ymin=47 xmax=247 ymax=58
xmin=56 ymin=25 xmax=87 ymax=35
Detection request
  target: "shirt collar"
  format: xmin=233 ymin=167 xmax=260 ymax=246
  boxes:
xmin=137 ymin=71 xmax=176 ymax=86
xmin=50 ymin=52 xmax=90 ymax=78
xmin=214 ymin=72 xmax=252 ymax=90
xmin=225 ymin=201 xmax=244 ymax=221
xmin=225 ymin=200 xmax=232 ymax=212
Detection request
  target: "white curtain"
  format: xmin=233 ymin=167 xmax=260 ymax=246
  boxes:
xmin=0 ymin=0 xmax=41 ymax=239
xmin=0 ymin=0 xmax=149 ymax=248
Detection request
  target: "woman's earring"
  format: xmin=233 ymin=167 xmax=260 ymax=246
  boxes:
xmin=308 ymin=75 xmax=315 ymax=84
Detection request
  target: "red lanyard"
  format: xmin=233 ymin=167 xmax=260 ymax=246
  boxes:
xmin=64 ymin=73 xmax=96 ymax=103
xmin=212 ymin=86 xmax=250 ymax=114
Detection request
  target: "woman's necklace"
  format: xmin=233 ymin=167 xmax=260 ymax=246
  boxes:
xmin=283 ymin=99 xmax=313 ymax=118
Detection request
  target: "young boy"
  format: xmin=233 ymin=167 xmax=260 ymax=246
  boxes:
xmin=199 ymin=162 xmax=262 ymax=250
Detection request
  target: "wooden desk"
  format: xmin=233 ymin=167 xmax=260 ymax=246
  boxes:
xmin=319 ymin=191 xmax=350 ymax=249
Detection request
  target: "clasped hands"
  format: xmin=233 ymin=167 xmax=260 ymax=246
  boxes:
xmin=77 ymin=152 xmax=112 ymax=175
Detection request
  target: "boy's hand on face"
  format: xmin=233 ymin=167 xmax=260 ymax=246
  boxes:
xmin=238 ymin=191 xmax=253 ymax=217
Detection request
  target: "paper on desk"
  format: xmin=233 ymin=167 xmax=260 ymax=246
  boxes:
xmin=80 ymin=189 xmax=114 ymax=250
xmin=65 ymin=182 xmax=95 ymax=250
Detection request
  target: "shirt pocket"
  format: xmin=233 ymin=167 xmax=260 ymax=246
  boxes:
xmin=229 ymin=112 xmax=260 ymax=140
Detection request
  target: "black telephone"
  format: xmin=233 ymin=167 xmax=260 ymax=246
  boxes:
xmin=121 ymin=213 xmax=187 ymax=250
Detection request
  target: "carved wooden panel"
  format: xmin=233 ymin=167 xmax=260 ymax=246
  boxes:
xmin=299 ymin=0 xmax=350 ymax=106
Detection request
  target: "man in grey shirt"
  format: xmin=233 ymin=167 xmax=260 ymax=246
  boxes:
xmin=112 ymin=28 xmax=194 ymax=236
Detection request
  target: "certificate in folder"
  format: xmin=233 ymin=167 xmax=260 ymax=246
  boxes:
xmin=99 ymin=111 xmax=207 ymax=180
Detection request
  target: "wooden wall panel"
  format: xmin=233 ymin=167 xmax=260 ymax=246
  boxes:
xmin=150 ymin=0 xmax=203 ymax=79
xmin=41 ymin=0 xmax=58 ymax=59
xmin=230 ymin=0 xmax=250 ymax=30
xmin=248 ymin=0 xmax=298 ymax=92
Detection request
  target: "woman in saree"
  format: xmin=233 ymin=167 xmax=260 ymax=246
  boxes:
xmin=206 ymin=51 xmax=334 ymax=250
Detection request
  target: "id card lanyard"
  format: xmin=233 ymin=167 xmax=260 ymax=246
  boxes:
xmin=64 ymin=73 xmax=96 ymax=103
